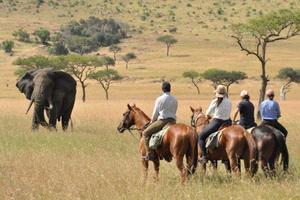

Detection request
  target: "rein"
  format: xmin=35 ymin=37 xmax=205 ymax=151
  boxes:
xmin=126 ymin=122 xmax=150 ymax=142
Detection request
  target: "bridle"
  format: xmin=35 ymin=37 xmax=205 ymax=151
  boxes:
xmin=191 ymin=112 xmax=209 ymax=128
xmin=120 ymin=110 xmax=150 ymax=141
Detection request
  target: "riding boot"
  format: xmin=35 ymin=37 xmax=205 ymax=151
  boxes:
xmin=198 ymin=139 xmax=208 ymax=163
xmin=144 ymin=137 xmax=158 ymax=162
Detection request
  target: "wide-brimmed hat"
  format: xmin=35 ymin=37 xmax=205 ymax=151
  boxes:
xmin=215 ymin=85 xmax=227 ymax=98
xmin=240 ymin=90 xmax=249 ymax=97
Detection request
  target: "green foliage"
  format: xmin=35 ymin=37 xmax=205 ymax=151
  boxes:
xmin=66 ymin=36 xmax=98 ymax=55
xmin=233 ymin=9 xmax=300 ymax=37
xmin=89 ymin=69 xmax=122 ymax=100
xmin=156 ymin=35 xmax=177 ymax=45
xmin=277 ymin=67 xmax=300 ymax=83
xmin=109 ymin=44 xmax=121 ymax=53
xmin=122 ymin=52 xmax=136 ymax=69
xmin=1 ymin=40 xmax=14 ymax=53
xmin=12 ymin=29 xmax=30 ymax=42
xmin=13 ymin=55 xmax=67 ymax=77
xmin=89 ymin=69 xmax=122 ymax=81
xmin=182 ymin=70 xmax=200 ymax=79
xmin=101 ymin=56 xmax=115 ymax=69
xmin=33 ymin=28 xmax=50 ymax=45
xmin=48 ymin=41 xmax=69 ymax=55
xmin=201 ymin=68 xmax=247 ymax=91
xmin=109 ymin=44 xmax=121 ymax=60
xmin=58 ymin=16 xmax=128 ymax=54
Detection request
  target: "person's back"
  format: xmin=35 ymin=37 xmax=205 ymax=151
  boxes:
xmin=238 ymin=99 xmax=256 ymax=128
xmin=154 ymin=93 xmax=177 ymax=121
xmin=260 ymin=89 xmax=287 ymax=137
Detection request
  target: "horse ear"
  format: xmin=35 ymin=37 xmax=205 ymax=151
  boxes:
xmin=190 ymin=106 xmax=195 ymax=112
xmin=127 ymin=104 xmax=132 ymax=110
xmin=198 ymin=107 xmax=202 ymax=112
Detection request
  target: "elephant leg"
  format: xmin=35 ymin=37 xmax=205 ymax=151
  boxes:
xmin=60 ymin=94 xmax=75 ymax=131
xmin=48 ymin=105 xmax=57 ymax=130
xmin=32 ymin=113 xmax=39 ymax=130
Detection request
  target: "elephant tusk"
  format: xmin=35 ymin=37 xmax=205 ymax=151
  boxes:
xmin=26 ymin=99 xmax=34 ymax=114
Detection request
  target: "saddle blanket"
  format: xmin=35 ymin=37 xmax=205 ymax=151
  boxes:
xmin=149 ymin=127 xmax=170 ymax=150
xmin=247 ymin=127 xmax=256 ymax=133
xmin=206 ymin=130 xmax=224 ymax=149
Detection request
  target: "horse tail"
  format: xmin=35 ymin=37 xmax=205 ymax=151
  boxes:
xmin=244 ymin=131 xmax=258 ymax=176
xmin=277 ymin=136 xmax=289 ymax=171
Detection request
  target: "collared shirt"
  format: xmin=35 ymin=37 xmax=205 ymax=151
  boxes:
xmin=206 ymin=97 xmax=232 ymax=120
xmin=237 ymin=99 xmax=255 ymax=127
xmin=152 ymin=92 xmax=178 ymax=121
xmin=260 ymin=99 xmax=281 ymax=120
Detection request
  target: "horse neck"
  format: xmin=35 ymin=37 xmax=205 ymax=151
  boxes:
xmin=133 ymin=110 xmax=150 ymax=130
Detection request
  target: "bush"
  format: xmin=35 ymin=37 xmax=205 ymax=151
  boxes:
xmin=33 ymin=28 xmax=50 ymax=45
xmin=1 ymin=40 xmax=14 ymax=53
xmin=48 ymin=41 xmax=69 ymax=55
xmin=12 ymin=29 xmax=30 ymax=42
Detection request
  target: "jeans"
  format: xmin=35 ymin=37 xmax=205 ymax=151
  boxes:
xmin=261 ymin=119 xmax=288 ymax=137
xmin=198 ymin=118 xmax=231 ymax=157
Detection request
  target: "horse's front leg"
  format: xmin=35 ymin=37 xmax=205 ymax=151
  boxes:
xmin=153 ymin=160 xmax=160 ymax=182
xmin=140 ymin=140 xmax=149 ymax=184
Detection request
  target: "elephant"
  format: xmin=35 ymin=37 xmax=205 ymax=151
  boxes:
xmin=16 ymin=68 xmax=77 ymax=131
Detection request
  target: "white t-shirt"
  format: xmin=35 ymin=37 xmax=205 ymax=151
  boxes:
xmin=206 ymin=97 xmax=232 ymax=120
xmin=152 ymin=92 xmax=178 ymax=121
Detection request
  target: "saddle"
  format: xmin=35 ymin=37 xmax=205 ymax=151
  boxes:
xmin=149 ymin=126 xmax=170 ymax=150
xmin=205 ymin=130 xmax=224 ymax=150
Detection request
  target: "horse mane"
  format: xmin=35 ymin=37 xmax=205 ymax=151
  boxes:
xmin=132 ymin=106 xmax=151 ymax=121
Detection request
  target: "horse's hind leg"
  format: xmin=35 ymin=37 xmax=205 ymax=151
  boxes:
xmin=176 ymin=155 xmax=186 ymax=184
xmin=153 ymin=160 xmax=160 ymax=182
xmin=142 ymin=159 xmax=149 ymax=185
xmin=228 ymin=153 xmax=240 ymax=177
xmin=260 ymin=158 xmax=270 ymax=177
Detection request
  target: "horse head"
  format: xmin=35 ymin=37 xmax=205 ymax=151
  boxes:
xmin=190 ymin=106 xmax=208 ymax=128
xmin=117 ymin=104 xmax=137 ymax=133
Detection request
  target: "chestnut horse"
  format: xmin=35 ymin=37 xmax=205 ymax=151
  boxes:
xmin=117 ymin=104 xmax=198 ymax=183
xmin=250 ymin=125 xmax=289 ymax=177
xmin=190 ymin=106 xmax=257 ymax=176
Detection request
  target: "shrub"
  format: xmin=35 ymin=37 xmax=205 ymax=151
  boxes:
xmin=1 ymin=40 xmax=14 ymax=53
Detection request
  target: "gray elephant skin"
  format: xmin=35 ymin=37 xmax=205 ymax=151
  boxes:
xmin=16 ymin=68 xmax=77 ymax=130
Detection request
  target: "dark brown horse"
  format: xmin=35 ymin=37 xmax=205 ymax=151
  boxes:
xmin=117 ymin=104 xmax=198 ymax=183
xmin=250 ymin=125 xmax=289 ymax=177
xmin=190 ymin=106 xmax=257 ymax=176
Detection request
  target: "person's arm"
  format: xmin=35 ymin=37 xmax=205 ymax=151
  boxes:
xmin=206 ymin=99 xmax=216 ymax=118
xmin=233 ymin=108 xmax=239 ymax=122
xmin=276 ymin=102 xmax=281 ymax=118
xmin=151 ymin=98 xmax=160 ymax=123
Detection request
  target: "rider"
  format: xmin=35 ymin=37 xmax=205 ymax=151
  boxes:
xmin=233 ymin=90 xmax=256 ymax=129
xmin=143 ymin=81 xmax=178 ymax=161
xmin=198 ymin=85 xmax=232 ymax=163
xmin=260 ymin=89 xmax=288 ymax=137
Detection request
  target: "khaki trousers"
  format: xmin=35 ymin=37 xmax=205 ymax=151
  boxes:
xmin=143 ymin=118 xmax=175 ymax=151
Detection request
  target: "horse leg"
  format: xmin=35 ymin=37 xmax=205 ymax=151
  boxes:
xmin=260 ymin=158 xmax=270 ymax=178
xmin=141 ymin=159 xmax=149 ymax=184
xmin=228 ymin=153 xmax=240 ymax=177
xmin=186 ymin=154 xmax=193 ymax=176
xmin=153 ymin=160 xmax=160 ymax=183
xmin=223 ymin=160 xmax=231 ymax=174
xmin=211 ymin=160 xmax=218 ymax=175
xmin=176 ymin=155 xmax=186 ymax=184
xmin=269 ymin=151 xmax=277 ymax=177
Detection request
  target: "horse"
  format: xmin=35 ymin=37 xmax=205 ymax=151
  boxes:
xmin=250 ymin=125 xmax=289 ymax=177
xmin=190 ymin=106 xmax=257 ymax=176
xmin=117 ymin=104 xmax=198 ymax=183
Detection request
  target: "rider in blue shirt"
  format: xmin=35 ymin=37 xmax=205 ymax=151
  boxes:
xmin=260 ymin=89 xmax=288 ymax=137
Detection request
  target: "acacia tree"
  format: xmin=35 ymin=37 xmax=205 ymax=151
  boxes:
xmin=182 ymin=70 xmax=201 ymax=94
xmin=157 ymin=35 xmax=177 ymax=56
xmin=201 ymin=69 xmax=247 ymax=93
xmin=122 ymin=52 xmax=136 ymax=69
xmin=63 ymin=55 xmax=104 ymax=102
xmin=232 ymin=9 xmax=300 ymax=116
xmin=89 ymin=69 xmax=122 ymax=100
xmin=277 ymin=67 xmax=300 ymax=100
xmin=102 ymin=56 xmax=115 ymax=70
xmin=109 ymin=45 xmax=121 ymax=61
